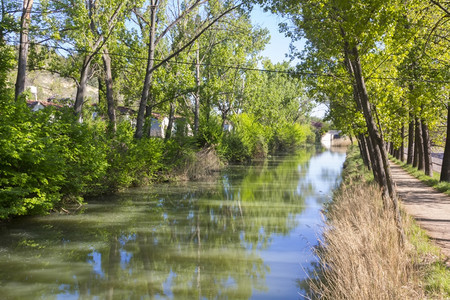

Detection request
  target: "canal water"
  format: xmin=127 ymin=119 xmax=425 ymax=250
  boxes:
xmin=0 ymin=148 xmax=346 ymax=299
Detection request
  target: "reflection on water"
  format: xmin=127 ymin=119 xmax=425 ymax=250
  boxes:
xmin=0 ymin=148 xmax=346 ymax=299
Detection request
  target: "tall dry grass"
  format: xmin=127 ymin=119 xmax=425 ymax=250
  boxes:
xmin=309 ymin=182 xmax=423 ymax=299
xmin=182 ymin=146 xmax=223 ymax=181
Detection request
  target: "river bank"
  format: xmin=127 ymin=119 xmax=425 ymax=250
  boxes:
xmin=308 ymin=146 xmax=450 ymax=299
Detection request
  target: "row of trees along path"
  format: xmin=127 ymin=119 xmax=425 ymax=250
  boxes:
xmin=390 ymin=163 xmax=450 ymax=267
xmin=250 ymin=0 xmax=449 ymax=252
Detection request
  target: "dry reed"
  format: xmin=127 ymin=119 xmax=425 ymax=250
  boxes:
xmin=182 ymin=147 xmax=222 ymax=181
xmin=309 ymin=182 xmax=423 ymax=299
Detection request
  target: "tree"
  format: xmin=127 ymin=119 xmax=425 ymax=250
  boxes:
xmin=38 ymin=0 xmax=129 ymax=121
xmin=133 ymin=0 xmax=240 ymax=138
xmin=14 ymin=0 xmax=33 ymax=101
xmin=199 ymin=12 xmax=268 ymax=128
xmin=441 ymin=101 xmax=450 ymax=182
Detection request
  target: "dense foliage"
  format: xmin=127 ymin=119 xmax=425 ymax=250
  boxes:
xmin=0 ymin=94 xmax=313 ymax=219
xmin=0 ymin=1 xmax=317 ymax=219
xmin=0 ymin=99 xmax=163 ymax=218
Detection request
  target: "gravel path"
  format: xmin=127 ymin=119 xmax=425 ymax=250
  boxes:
xmin=390 ymin=163 xmax=450 ymax=266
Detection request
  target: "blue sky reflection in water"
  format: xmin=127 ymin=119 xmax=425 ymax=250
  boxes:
xmin=0 ymin=148 xmax=346 ymax=299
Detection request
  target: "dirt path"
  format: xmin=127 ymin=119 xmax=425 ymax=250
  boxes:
xmin=390 ymin=163 xmax=450 ymax=266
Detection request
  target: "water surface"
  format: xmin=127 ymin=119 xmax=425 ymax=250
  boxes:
xmin=0 ymin=148 xmax=346 ymax=299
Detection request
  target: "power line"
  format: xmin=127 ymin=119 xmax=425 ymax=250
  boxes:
xmin=4 ymin=38 xmax=450 ymax=84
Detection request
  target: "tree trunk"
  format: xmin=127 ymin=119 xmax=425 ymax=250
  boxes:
xmin=366 ymin=134 xmax=381 ymax=182
xmin=0 ymin=0 xmax=6 ymax=43
xmin=342 ymin=46 xmax=373 ymax=173
xmin=400 ymin=125 xmax=405 ymax=161
xmin=413 ymin=119 xmax=419 ymax=167
xmin=407 ymin=114 xmax=414 ymax=165
xmin=15 ymin=0 xmax=33 ymax=101
xmin=350 ymin=47 xmax=393 ymax=200
xmin=358 ymin=134 xmax=371 ymax=169
xmin=165 ymin=103 xmax=175 ymax=140
xmin=194 ymin=44 xmax=201 ymax=135
xmin=135 ymin=1 xmax=157 ymax=139
xmin=144 ymin=105 xmax=153 ymax=138
xmin=357 ymin=139 xmax=365 ymax=164
xmin=221 ymin=109 xmax=228 ymax=130
xmin=74 ymin=56 xmax=91 ymax=122
xmin=421 ymin=120 xmax=433 ymax=177
xmin=361 ymin=135 xmax=372 ymax=170
xmin=349 ymin=46 xmax=404 ymax=245
xmin=98 ymin=76 xmax=103 ymax=104
xmin=414 ymin=118 xmax=425 ymax=170
xmin=440 ymin=102 xmax=450 ymax=182
xmin=102 ymin=48 xmax=116 ymax=133
xmin=102 ymin=47 xmax=117 ymax=133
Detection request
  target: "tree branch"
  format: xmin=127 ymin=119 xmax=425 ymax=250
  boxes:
xmin=430 ymin=0 xmax=450 ymax=16
xmin=154 ymin=0 xmax=208 ymax=46
xmin=150 ymin=4 xmax=240 ymax=73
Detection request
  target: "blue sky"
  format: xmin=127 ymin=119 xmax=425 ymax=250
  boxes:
xmin=250 ymin=6 xmax=295 ymax=64
xmin=250 ymin=7 xmax=327 ymax=119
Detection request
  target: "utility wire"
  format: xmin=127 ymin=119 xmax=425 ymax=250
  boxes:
xmin=4 ymin=38 xmax=450 ymax=84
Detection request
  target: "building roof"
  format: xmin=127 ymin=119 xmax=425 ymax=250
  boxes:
xmin=117 ymin=106 xmax=136 ymax=115
xmin=26 ymin=100 xmax=63 ymax=109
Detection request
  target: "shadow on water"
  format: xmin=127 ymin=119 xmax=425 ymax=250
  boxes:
xmin=0 ymin=147 xmax=346 ymax=299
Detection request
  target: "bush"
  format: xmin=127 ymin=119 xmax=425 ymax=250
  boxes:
xmin=220 ymin=113 xmax=269 ymax=162
xmin=0 ymin=99 xmax=62 ymax=217
xmin=219 ymin=113 xmax=314 ymax=162
xmin=0 ymin=99 xmax=109 ymax=218
xmin=104 ymin=121 xmax=165 ymax=190
xmin=196 ymin=114 xmax=223 ymax=147
xmin=272 ymin=123 xmax=313 ymax=152
xmin=219 ymin=133 xmax=250 ymax=163
xmin=0 ymin=98 xmax=166 ymax=219
xmin=103 ymin=121 xmax=136 ymax=190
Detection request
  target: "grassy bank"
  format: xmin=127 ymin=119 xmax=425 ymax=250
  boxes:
xmin=390 ymin=157 xmax=450 ymax=196
xmin=308 ymin=147 xmax=450 ymax=299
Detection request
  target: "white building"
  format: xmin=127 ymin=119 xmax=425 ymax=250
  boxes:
xmin=321 ymin=130 xmax=352 ymax=148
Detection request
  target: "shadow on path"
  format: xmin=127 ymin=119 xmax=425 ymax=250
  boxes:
xmin=390 ymin=162 xmax=450 ymax=267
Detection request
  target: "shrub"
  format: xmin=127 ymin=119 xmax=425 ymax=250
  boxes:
xmin=220 ymin=113 xmax=269 ymax=162
xmin=105 ymin=121 xmax=164 ymax=190
xmin=129 ymin=137 xmax=164 ymax=185
xmin=57 ymin=111 xmax=109 ymax=197
xmin=0 ymin=99 xmax=111 ymax=218
xmin=272 ymin=122 xmax=313 ymax=152
xmin=196 ymin=114 xmax=223 ymax=147
xmin=103 ymin=122 xmax=136 ymax=190
xmin=219 ymin=132 xmax=250 ymax=163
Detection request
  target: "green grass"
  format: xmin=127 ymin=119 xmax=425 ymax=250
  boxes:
xmin=407 ymin=218 xmax=450 ymax=296
xmin=390 ymin=156 xmax=450 ymax=196
xmin=341 ymin=145 xmax=375 ymax=184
